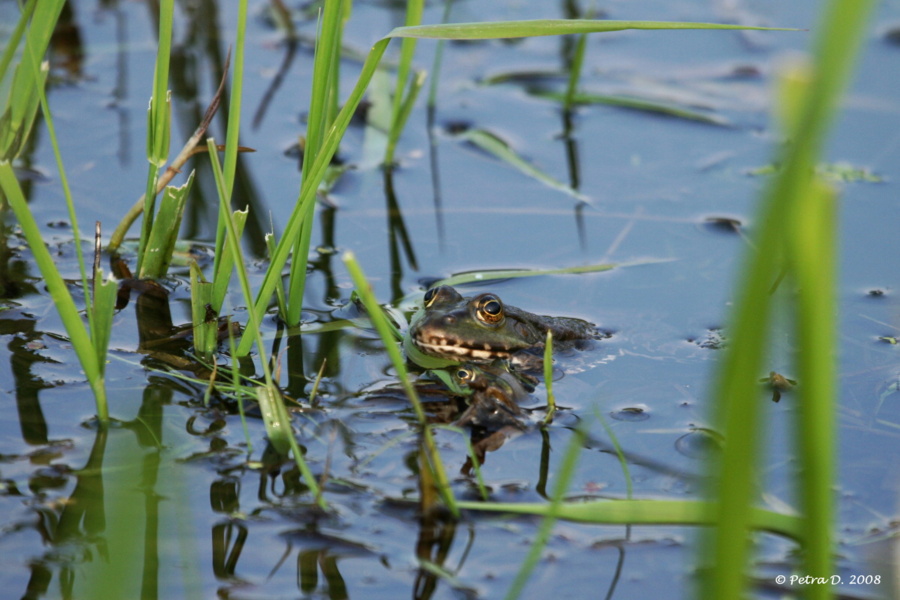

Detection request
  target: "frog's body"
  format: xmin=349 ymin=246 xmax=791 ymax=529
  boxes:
xmin=407 ymin=285 xmax=597 ymax=368
xmin=451 ymin=361 xmax=531 ymax=430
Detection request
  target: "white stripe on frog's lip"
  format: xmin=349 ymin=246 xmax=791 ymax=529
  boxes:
xmin=412 ymin=338 xmax=510 ymax=361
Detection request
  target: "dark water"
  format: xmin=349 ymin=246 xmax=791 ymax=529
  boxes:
xmin=1 ymin=0 xmax=899 ymax=598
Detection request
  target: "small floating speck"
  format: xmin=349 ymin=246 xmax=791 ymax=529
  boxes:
xmin=610 ymin=405 xmax=650 ymax=422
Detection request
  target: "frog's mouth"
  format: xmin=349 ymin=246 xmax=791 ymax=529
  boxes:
xmin=411 ymin=334 xmax=511 ymax=361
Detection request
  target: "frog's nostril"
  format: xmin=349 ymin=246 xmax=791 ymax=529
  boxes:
xmin=442 ymin=315 xmax=456 ymax=325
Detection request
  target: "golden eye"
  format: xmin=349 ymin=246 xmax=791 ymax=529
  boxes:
xmin=478 ymin=295 xmax=503 ymax=324
xmin=456 ymin=367 xmax=473 ymax=382
xmin=423 ymin=287 xmax=438 ymax=306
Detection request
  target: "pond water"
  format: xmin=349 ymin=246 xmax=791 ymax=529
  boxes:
xmin=2 ymin=0 xmax=899 ymax=598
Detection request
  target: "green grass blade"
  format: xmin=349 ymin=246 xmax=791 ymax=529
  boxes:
xmin=594 ymin=409 xmax=634 ymax=500
xmin=5 ymin=0 xmax=111 ymax=419
xmin=789 ymin=179 xmax=837 ymax=594
xmin=704 ymin=1 xmax=874 ymax=597
xmin=434 ymin=424 xmax=489 ymax=501
xmin=90 ymin=273 xmax=117 ymax=380
xmin=206 ymin=138 xmax=325 ymax=507
xmin=504 ymin=428 xmax=584 ymax=600
xmin=286 ymin=0 xmax=347 ymax=327
xmin=264 ymin=231 xmax=288 ymax=318
xmin=343 ymin=252 xmax=425 ymax=421
xmin=0 ymin=0 xmax=36 ymax=85
xmin=211 ymin=208 xmax=248 ymax=313
xmin=208 ymin=0 xmax=249 ymax=300
xmin=343 ymin=251 xmax=457 ymax=516
xmin=222 ymin=0 xmax=249 ymax=194
xmin=138 ymin=172 xmax=194 ymax=279
xmin=0 ymin=162 xmax=106 ymax=413
xmin=542 ymin=331 xmax=555 ymax=425
xmin=236 ymin=38 xmax=393 ymax=356
xmin=139 ymin=0 xmax=175 ymax=274
xmin=148 ymin=1 xmax=174 ymax=167
xmin=254 ymin=384 xmax=292 ymax=455
xmin=20 ymin=9 xmax=90 ymax=321
xmin=189 ymin=261 xmax=217 ymax=361
xmin=384 ymin=0 xmax=423 ymax=165
xmin=425 ymin=0 xmax=454 ymax=111
xmin=386 ymin=69 xmax=426 ymax=165
xmin=0 ymin=0 xmax=63 ymax=161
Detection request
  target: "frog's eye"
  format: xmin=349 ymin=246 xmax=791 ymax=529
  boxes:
xmin=456 ymin=367 xmax=473 ymax=382
xmin=424 ymin=287 xmax=438 ymax=306
xmin=477 ymin=295 xmax=504 ymax=323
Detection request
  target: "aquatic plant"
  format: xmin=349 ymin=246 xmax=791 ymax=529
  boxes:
xmin=703 ymin=0 xmax=875 ymax=597
xmin=0 ymin=0 xmax=114 ymax=420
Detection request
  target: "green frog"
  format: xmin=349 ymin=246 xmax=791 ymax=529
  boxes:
xmin=405 ymin=285 xmax=598 ymax=369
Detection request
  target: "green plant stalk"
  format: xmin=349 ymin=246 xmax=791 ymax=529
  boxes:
xmin=206 ymin=139 xmax=325 ymax=508
xmin=211 ymin=208 xmax=248 ymax=313
xmin=0 ymin=0 xmax=63 ymax=162
xmin=189 ymin=261 xmax=217 ymax=361
xmin=434 ymin=424 xmax=489 ymax=501
xmin=18 ymin=3 xmax=89 ymax=316
xmin=542 ymin=331 xmax=555 ymax=425
xmin=704 ymin=2 xmax=874 ymax=597
xmin=0 ymin=163 xmax=107 ymax=416
xmin=139 ymin=173 xmax=194 ymax=279
xmin=138 ymin=0 xmax=175 ymax=274
xmin=425 ymin=0 xmax=454 ymax=112
xmin=595 ymin=408 xmax=633 ymax=499
xmin=237 ymin=19 xmax=795 ymax=357
xmin=0 ymin=0 xmax=37 ymax=85
xmin=6 ymin=8 xmax=113 ymax=418
xmin=343 ymin=251 xmax=457 ymax=516
xmin=264 ymin=232 xmax=288 ymax=318
xmin=211 ymin=0 xmax=249 ymax=297
xmin=386 ymin=70 xmax=427 ymax=166
xmin=384 ymin=0 xmax=423 ymax=165
xmin=237 ymin=40 xmax=391 ymax=356
xmin=228 ymin=323 xmax=254 ymax=453
xmin=222 ymin=0 xmax=248 ymax=195
xmin=90 ymin=275 xmax=117 ymax=384
xmin=285 ymin=0 xmax=346 ymax=327
xmin=563 ymin=33 xmax=588 ymax=112
xmin=504 ymin=428 xmax=584 ymax=600
xmin=790 ymin=179 xmax=837 ymax=594
xmin=138 ymin=163 xmax=160 ymax=275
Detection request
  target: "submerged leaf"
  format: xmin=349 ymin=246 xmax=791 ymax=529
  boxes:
xmin=388 ymin=19 xmax=800 ymax=40
xmin=531 ymin=89 xmax=731 ymax=126
xmin=453 ymin=128 xmax=588 ymax=202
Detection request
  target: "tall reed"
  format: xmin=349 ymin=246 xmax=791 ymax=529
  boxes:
xmin=0 ymin=0 xmax=114 ymax=419
xmin=703 ymin=1 xmax=875 ymax=597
